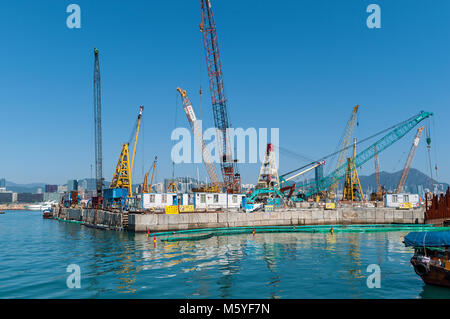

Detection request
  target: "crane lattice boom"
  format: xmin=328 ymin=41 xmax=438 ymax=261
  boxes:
xmin=374 ymin=145 xmax=382 ymax=197
xmin=200 ymin=0 xmax=240 ymax=193
xmin=93 ymin=48 xmax=103 ymax=196
xmin=396 ymin=126 xmax=424 ymax=193
xmin=110 ymin=106 xmax=144 ymax=197
xmin=294 ymin=111 xmax=433 ymax=200
xmin=177 ymin=88 xmax=221 ymax=191
xmin=329 ymin=105 xmax=359 ymax=195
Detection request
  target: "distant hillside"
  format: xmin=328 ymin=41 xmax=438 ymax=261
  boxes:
xmin=353 ymin=168 xmax=449 ymax=193
xmin=5 ymin=181 xmax=45 ymax=193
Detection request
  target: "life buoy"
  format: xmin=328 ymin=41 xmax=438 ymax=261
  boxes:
xmin=414 ymin=262 xmax=430 ymax=276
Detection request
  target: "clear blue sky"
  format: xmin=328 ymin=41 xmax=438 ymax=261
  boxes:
xmin=1 ymin=0 xmax=449 ymax=186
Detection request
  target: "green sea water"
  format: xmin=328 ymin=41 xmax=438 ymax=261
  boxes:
xmin=1 ymin=210 xmax=450 ymax=299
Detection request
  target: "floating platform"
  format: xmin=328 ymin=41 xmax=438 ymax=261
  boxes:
xmin=53 ymin=206 xmax=427 ymax=233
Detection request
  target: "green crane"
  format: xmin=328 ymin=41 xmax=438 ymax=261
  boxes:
xmin=291 ymin=110 xmax=433 ymax=201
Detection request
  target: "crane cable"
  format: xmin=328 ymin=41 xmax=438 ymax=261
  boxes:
xmin=426 ymin=118 xmax=434 ymax=190
xmin=280 ymin=113 xmax=419 ymax=178
xmin=432 ymin=117 xmax=439 ymax=183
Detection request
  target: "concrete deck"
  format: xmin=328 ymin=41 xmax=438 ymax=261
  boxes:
xmin=54 ymin=206 xmax=425 ymax=232
xmin=129 ymin=207 xmax=425 ymax=232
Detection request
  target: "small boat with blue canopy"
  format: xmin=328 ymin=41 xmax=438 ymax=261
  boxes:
xmin=404 ymin=231 xmax=450 ymax=287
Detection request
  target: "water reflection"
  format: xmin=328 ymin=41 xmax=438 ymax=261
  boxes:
xmin=1 ymin=211 xmax=445 ymax=299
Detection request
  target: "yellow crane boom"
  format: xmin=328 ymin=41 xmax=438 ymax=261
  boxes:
xmin=110 ymin=106 xmax=144 ymax=197
xmin=143 ymin=156 xmax=157 ymax=193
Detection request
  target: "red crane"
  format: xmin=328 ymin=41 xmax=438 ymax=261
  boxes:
xmin=200 ymin=0 xmax=241 ymax=193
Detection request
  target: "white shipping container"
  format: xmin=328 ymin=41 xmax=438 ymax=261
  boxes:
xmin=227 ymin=194 xmax=245 ymax=209
xmin=384 ymin=193 xmax=420 ymax=208
xmin=142 ymin=193 xmax=177 ymax=209
xmin=142 ymin=192 xmax=246 ymax=210
xmin=194 ymin=193 xmax=227 ymax=209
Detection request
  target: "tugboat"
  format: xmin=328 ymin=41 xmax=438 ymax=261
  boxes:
xmin=404 ymin=231 xmax=450 ymax=287
xmin=42 ymin=208 xmax=53 ymax=219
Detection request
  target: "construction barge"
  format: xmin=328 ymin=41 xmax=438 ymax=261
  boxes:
xmin=52 ymin=205 xmax=426 ymax=233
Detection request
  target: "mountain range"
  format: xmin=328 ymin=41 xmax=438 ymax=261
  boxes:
xmin=3 ymin=168 xmax=449 ymax=194
xmin=341 ymin=168 xmax=448 ymax=193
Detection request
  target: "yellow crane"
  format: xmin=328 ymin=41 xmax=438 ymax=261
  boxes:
xmin=342 ymin=138 xmax=364 ymax=201
xmin=177 ymin=87 xmax=221 ymax=192
xmin=329 ymin=105 xmax=359 ymax=197
xmin=143 ymin=156 xmax=157 ymax=193
xmin=110 ymin=106 xmax=144 ymax=197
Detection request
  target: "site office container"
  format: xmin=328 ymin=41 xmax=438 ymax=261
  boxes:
xmin=142 ymin=193 xmax=177 ymax=209
xmin=193 ymin=193 xmax=246 ymax=209
xmin=142 ymin=192 xmax=246 ymax=210
xmin=384 ymin=193 xmax=420 ymax=208
xmin=227 ymin=194 xmax=245 ymax=208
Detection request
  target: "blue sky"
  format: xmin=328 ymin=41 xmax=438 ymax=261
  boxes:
xmin=1 ymin=0 xmax=449 ymax=186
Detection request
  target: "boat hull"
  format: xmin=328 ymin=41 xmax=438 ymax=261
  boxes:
xmin=411 ymin=257 xmax=450 ymax=288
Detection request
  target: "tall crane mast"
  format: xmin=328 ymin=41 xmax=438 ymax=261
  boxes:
xmin=93 ymin=48 xmax=103 ymax=198
xmin=110 ymin=106 xmax=144 ymax=197
xmin=396 ymin=126 xmax=424 ymax=193
xmin=177 ymin=87 xmax=221 ymax=192
xmin=200 ymin=0 xmax=241 ymax=193
xmin=329 ymin=105 xmax=359 ymax=197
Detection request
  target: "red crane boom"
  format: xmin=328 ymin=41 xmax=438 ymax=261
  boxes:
xmin=200 ymin=0 xmax=241 ymax=193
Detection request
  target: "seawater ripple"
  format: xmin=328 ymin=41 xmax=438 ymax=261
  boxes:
xmin=1 ymin=210 xmax=450 ymax=298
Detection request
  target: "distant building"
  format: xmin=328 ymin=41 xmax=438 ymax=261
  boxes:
xmin=36 ymin=188 xmax=43 ymax=194
xmin=0 ymin=187 xmax=7 ymax=193
xmin=58 ymin=185 xmax=68 ymax=193
xmin=78 ymin=178 xmax=96 ymax=192
xmin=417 ymin=185 xmax=424 ymax=198
xmin=164 ymin=177 xmax=200 ymax=193
xmin=0 ymin=192 xmax=12 ymax=203
xmin=0 ymin=178 xmax=5 ymax=188
xmin=151 ymin=182 xmax=164 ymax=193
xmin=67 ymin=180 xmax=78 ymax=192
xmin=43 ymin=192 xmax=63 ymax=202
xmin=45 ymin=184 xmax=58 ymax=193
xmin=17 ymin=193 xmax=44 ymax=203
xmin=315 ymin=165 xmax=323 ymax=189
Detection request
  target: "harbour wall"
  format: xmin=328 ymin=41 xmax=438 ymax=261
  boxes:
xmin=55 ymin=208 xmax=123 ymax=230
xmin=55 ymin=207 xmax=426 ymax=232
xmin=128 ymin=207 xmax=426 ymax=232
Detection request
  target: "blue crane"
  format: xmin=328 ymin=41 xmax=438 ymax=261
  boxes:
xmin=288 ymin=110 xmax=433 ymax=201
